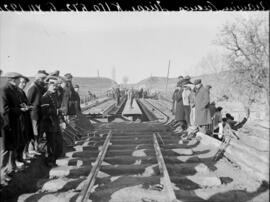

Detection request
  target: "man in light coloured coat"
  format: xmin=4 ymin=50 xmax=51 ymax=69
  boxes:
xmin=194 ymin=79 xmax=211 ymax=133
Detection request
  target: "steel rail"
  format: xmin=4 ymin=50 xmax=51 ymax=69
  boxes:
xmin=143 ymin=99 xmax=170 ymax=124
xmin=76 ymin=130 xmax=112 ymax=202
xmin=81 ymin=98 xmax=113 ymax=112
xmin=153 ymin=133 xmax=180 ymax=202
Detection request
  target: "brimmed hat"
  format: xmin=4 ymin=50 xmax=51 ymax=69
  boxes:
xmin=178 ymin=75 xmax=183 ymax=79
xmin=35 ymin=71 xmax=48 ymax=79
xmin=4 ymin=72 xmax=23 ymax=79
xmin=184 ymin=75 xmax=191 ymax=80
xmin=226 ymin=113 xmax=234 ymax=120
xmin=216 ymin=106 xmax=223 ymax=111
xmin=46 ymin=76 xmax=58 ymax=84
xmin=64 ymin=73 xmax=73 ymax=81
xmin=193 ymin=79 xmax=202 ymax=85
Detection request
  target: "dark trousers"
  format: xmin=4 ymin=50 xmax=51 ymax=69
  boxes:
xmin=46 ymin=128 xmax=63 ymax=164
xmin=16 ymin=143 xmax=25 ymax=162
xmin=130 ymin=98 xmax=134 ymax=107
xmin=183 ymin=106 xmax=191 ymax=127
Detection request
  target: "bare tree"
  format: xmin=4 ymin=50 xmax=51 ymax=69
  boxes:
xmin=217 ymin=15 xmax=269 ymax=113
xmin=199 ymin=52 xmax=228 ymax=75
xmin=194 ymin=52 xmax=233 ymax=102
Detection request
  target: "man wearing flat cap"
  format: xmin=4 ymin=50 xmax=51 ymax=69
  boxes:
xmin=60 ymin=73 xmax=78 ymax=120
xmin=0 ymin=72 xmax=28 ymax=180
xmin=40 ymin=76 xmax=64 ymax=167
xmin=26 ymin=71 xmax=48 ymax=155
xmin=193 ymin=79 xmax=211 ymax=133
xmin=49 ymin=70 xmax=60 ymax=77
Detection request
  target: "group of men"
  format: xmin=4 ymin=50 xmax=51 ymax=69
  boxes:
xmin=171 ymin=75 xmax=248 ymax=140
xmin=0 ymin=70 xmax=81 ymax=185
xmin=172 ymin=75 xmax=212 ymax=133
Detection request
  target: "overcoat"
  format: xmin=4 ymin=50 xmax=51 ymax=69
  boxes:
xmin=195 ymin=85 xmax=211 ymax=126
xmin=26 ymin=80 xmax=46 ymax=122
xmin=40 ymin=91 xmax=60 ymax=134
xmin=18 ymin=88 xmax=35 ymax=142
xmin=172 ymin=89 xmax=179 ymax=114
xmin=0 ymin=83 xmax=23 ymax=150
xmin=60 ymin=83 xmax=77 ymax=115
xmin=174 ymin=88 xmax=185 ymax=121
xmin=74 ymin=92 xmax=81 ymax=113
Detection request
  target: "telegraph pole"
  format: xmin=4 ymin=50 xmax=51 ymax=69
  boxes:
xmin=165 ymin=60 xmax=170 ymax=95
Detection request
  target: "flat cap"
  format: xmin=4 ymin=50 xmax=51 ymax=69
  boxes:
xmin=206 ymin=85 xmax=212 ymax=89
xmin=37 ymin=70 xmax=49 ymax=76
xmin=35 ymin=72 xmax=47 ymax=79
xmin=64 ymin=73 xmax=73 ymax=81
xmin=4 ymin=72 xmax=23 ymax=78
xmin=193 ymin=79 xmax=202 ymax=85
xmin=49 ymin=70 xmax=60 ymax=77
xmin=184 ymin=75 xmax=191 ymax=80
xmin=74 ymin=84 xmax=79 ymax=88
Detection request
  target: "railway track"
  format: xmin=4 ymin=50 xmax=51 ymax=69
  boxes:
xmin=14 ymin=98 xmax=269 ymax=202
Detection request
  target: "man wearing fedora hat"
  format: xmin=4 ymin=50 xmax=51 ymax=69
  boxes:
xmin=193 ymin=79 xmax=211 ymax=133
xmin=26 ymin=71 xmax=48 ymax=155
xmin=0 ymin=72 xmax=29 ymax=182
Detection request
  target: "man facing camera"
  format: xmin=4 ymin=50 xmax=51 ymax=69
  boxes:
xmin=40 ymin=76 xmax=64 ymax=167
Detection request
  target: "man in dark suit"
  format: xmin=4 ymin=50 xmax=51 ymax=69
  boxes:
xmin=74 ymin=84 xmax=81 ymax=113
xmin=0 ymin=72 xmax=27 ymax=183
xmin=26 ymin=71 xmax=47 ymax=154
xmin=40 ymin=76 xmax=64 ymax=167
xmin=115 ymin=87 xmax=121 ymax=106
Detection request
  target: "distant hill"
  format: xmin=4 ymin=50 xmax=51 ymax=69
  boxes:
xmin=0 ymin=76 xmax=117 ymax=97
xmin=135 ymin=71 xmax=242 ymax=103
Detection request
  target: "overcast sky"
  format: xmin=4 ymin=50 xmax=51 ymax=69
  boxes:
xmin=0 ymin=12 xmax=266 ymax=83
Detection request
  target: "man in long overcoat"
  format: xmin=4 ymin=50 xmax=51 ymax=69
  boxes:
xmin=27 ymin=71 xmax=47 ymax=153
xmin=74 ymin=84 xmax=81 ymax=113
xmin=115 ymin=87 xmax=121 ymax=106
xmin=0 ymin=72 xmax=26 ymax=179
xmin=194 ymin=79 xmax=211 ymax=133
xmin=18 ymin=76 xmax=34 ymax=161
